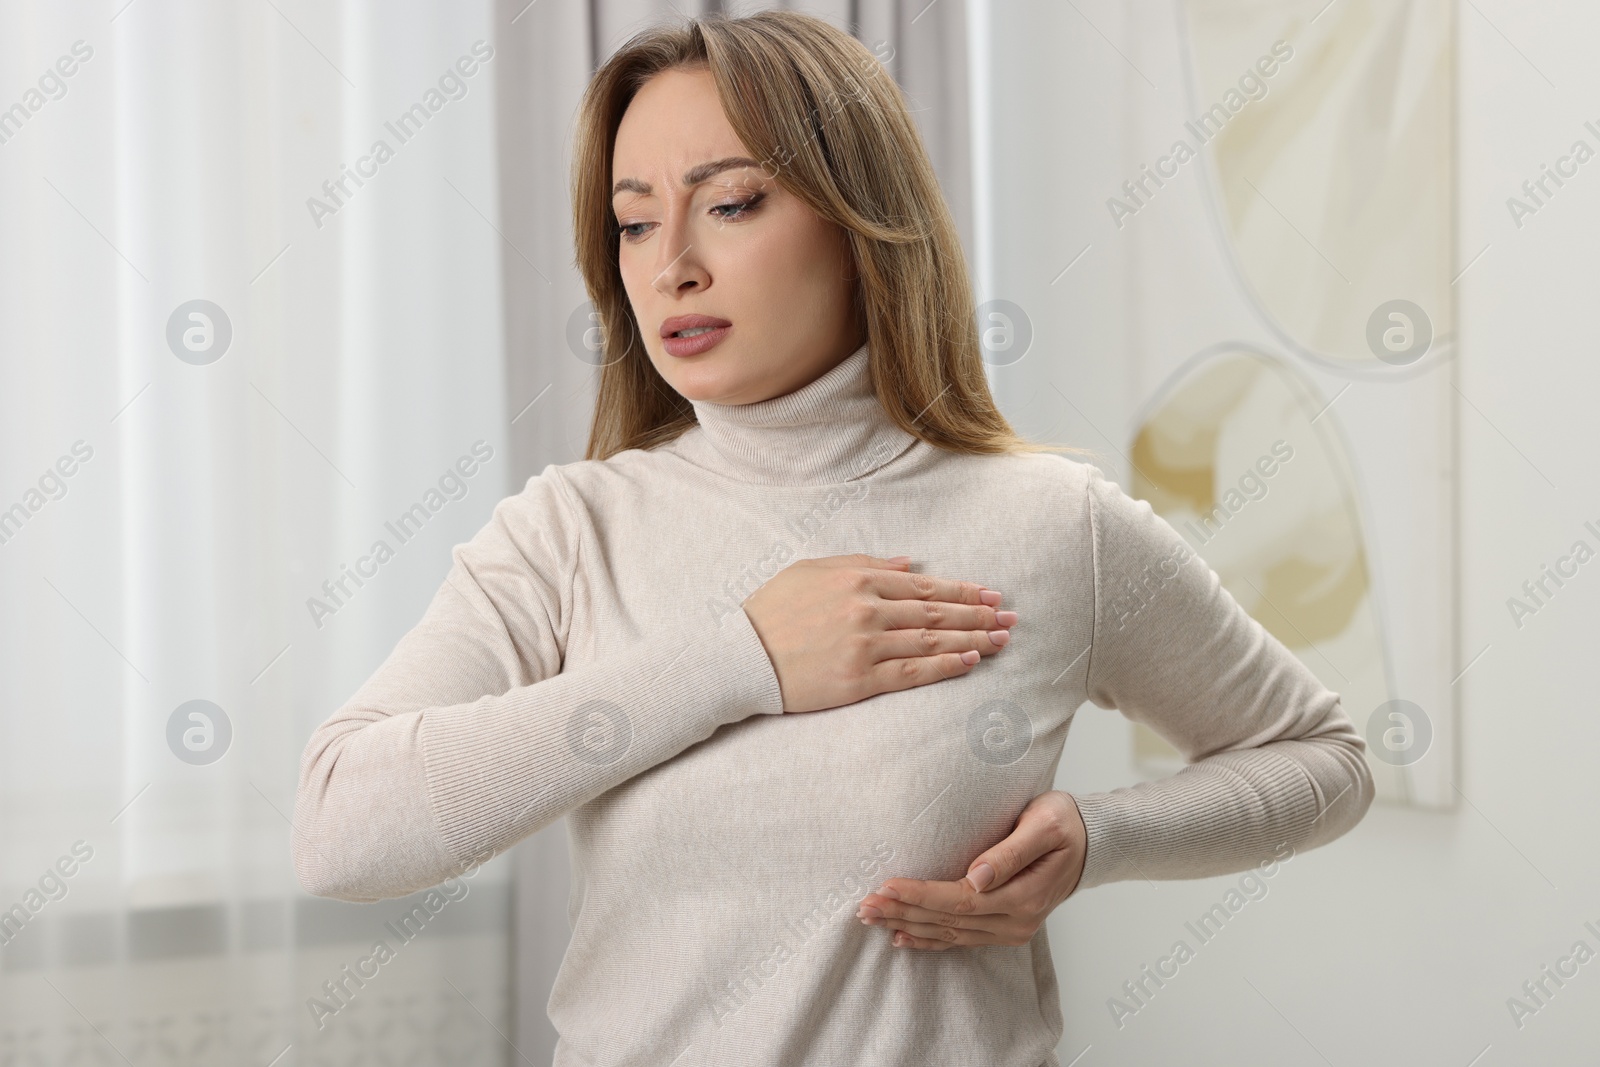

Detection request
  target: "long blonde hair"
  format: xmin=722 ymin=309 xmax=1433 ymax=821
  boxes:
xmin=572 ymin=9 xmax=1072 ymax=461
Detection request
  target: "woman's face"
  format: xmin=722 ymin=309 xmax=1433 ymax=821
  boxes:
xmin=610 ymin=65 xmax=863 ymax=405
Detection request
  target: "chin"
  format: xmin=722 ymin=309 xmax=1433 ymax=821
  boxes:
xmin=655 ymin=348 xmax=752 ymax=403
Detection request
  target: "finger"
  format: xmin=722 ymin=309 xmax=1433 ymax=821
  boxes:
xmin=859 ymin=897 xmax=1001 ymax=926
xmin=864 ymin=649 xmax=982 ymax=692
xmin=878 ymin=918 xmax=999 ymax=948
xmin=868 ymin=875 xmax=993 ymax=918
xmin=888 ymin=930 xmax=958 ymax=951
xmin=864 ymin=883 xmax=1011 ymax=921
xmin=861 ymin=868 xmax=1040 ymax=927
xmin=882 ymin=916 xmax=1029 ymax=949
xmin=857 ymin=567 xmax=1001 ymax=609
xmin=859 ymin=900 xmax=993 ymax=933
xmin=862 ymin=870 xmax=1047 ymax=934
xmin=818 ymin=553 xmax=912 ymax=571
xmin=964 ymin=794 xmax=1069 ymax=893
xmin=881 ymin=917 xmax=974 ymax=945
xmin=868 ymin=623 xmax=1011 ymax=664
xmin=870 ymin=596 xmax=1017 ymax=633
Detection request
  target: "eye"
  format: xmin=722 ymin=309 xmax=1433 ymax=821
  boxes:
xmin=614 ymin=192 xmax=766 ymax=244
xmin=711 ymin=192 xmax=765 ymax=222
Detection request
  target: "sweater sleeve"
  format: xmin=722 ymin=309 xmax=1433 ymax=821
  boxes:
xmin=291 ymin=466 xmax=786 ymax=903
xmin=1070 ymin=465 xmax=1374 ymax=891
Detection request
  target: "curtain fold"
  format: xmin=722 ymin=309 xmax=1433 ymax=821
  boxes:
xmin=1 ymin=1 xmax=511 ymax=1062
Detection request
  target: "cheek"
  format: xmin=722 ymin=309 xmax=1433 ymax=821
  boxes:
xmin=615 ymin=242 xmax=641 ymax=282
xmin=616 ymin=250 xmax=654 ymax=305
xmin=737 ymin=217 xmax=849 ymax=306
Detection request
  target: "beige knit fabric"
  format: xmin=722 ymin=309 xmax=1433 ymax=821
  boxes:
xmin=293 ymin=340 xmax=1373 ymax=1065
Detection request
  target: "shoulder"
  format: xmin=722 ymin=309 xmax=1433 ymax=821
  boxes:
xmin=942 ymin=447 xmax=1106 ymax=516
xmin=1003 ymin=449 xmax=1100 ymax=492
xmin=467 ymin=453 xmax=621 ymax=559
xmin=514 ymin=444 xmax=679 ymax=508
xmin=485 ymin=444 xmax=688 ymax=541
xmin=981 ymin=452 xmax=1191 ymax=561
xmin=500 ymin=443 xmax=667 ymax=503
xmin=954 ymin=452 xmax=1202 ymax=594
xmin=1072 ymin=460 xmax=1172 ymax=536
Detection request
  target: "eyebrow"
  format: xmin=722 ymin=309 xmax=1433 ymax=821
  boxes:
xmin=611 ymin=156 xmax=763 ymax=197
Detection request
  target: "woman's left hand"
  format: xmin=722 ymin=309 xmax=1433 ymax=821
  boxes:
xmin=855 ymin=790 xmax=1087 ymax=950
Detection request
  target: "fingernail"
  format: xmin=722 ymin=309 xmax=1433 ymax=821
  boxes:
xmin=995 ymin=610 xmax=1018 ymax=627
xmin=857 ymin=904 xmax=882 ymax=919
xmin=979 ymin=589 xmax=1003 ymax=606
xmin=959 ymin=650 xmax=979 ymax=665
xmin=987 ymin=629 xmax=1010 ymax=646
xmin=887 ymin=555 xmax=911 ymax=564
xmin=967 ymin=862 xmax=995 ymax=892
xmin=876 ymin=885 xmax=900 ymax=900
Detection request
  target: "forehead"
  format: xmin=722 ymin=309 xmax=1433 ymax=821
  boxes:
xmin=611 ymin=66 xmax=750 ymax=178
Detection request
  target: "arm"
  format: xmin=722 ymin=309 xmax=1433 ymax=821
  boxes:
xmin=291 ymin=467 xmax=784 ymax=903
xmin=1072 ymin=465 xmax=1374 ymax=890
xmin=848 ymin=462 xmax=1375 ymax=947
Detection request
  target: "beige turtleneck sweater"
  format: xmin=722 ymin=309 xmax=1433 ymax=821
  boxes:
xmin=292 ymin=341 xmax=1373 ymax=1066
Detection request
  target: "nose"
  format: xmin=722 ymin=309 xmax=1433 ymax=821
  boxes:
xmin=650 ymin=210 xmax=708 ymax=294
xmin=646 ymin=241 xmax=704 ymax=292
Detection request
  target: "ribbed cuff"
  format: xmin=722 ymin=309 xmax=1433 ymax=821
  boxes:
xmin=1071 ymin=745 xmax=1326 ymax=891
xmin=1074 ymin=789 xmax=1146 ymax=891
xmin=726 ymin=604 xmax=785 ymax=714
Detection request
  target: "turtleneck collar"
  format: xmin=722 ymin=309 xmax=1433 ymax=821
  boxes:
xmin=668 ymin=341 xmax=921 ymax=486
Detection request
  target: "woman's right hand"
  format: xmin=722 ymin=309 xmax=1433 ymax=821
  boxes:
xmin=741 ymin=554 xmax=1016 ymax=714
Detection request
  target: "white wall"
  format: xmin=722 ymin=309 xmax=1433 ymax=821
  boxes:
xmin=972 ymin=2 xmax=1600 ymax=1063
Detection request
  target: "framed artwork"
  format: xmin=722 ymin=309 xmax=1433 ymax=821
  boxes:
xmin=1122 ymin=0 xmax=1457 ymax=808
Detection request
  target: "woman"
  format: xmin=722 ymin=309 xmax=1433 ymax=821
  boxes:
xmin=292 ymin=11 xmax=1373 ymax=1065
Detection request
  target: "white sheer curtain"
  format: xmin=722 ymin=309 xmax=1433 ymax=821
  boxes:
xmin=0 ymin=1 xmax=513 ymax=1063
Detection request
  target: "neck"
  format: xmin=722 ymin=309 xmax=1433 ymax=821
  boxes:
xmin=668 ymin=341 xmax=919 ymax=486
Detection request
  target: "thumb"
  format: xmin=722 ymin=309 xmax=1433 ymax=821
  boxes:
xmin=964 ymin=793 xmax=1061 ymax=893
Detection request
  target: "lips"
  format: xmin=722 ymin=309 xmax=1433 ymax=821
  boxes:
xmin=660 ymin=314 xmax=732 ymax=338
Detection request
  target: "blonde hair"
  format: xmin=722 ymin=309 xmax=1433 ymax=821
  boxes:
xmin=571 ymin=9 xmax=1075 ymax=462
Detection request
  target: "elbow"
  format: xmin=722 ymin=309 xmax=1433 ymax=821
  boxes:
xmin=291 ymin=712 xmax=466 ymax=901
xmin=291 ymin=799 xmax=379 ymax=903
xmin=1309 ymin=731 xmax=1376 ymax=849
xmin=292 ymin=741 xmax=358 ymax=900
xmin=291 ymin=737 xmax=390 ymax=903
xmin=1344 ymin=745 xmax=1377 ymax=831
xmin=290 ymin=728 xmax=458 ymax=903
